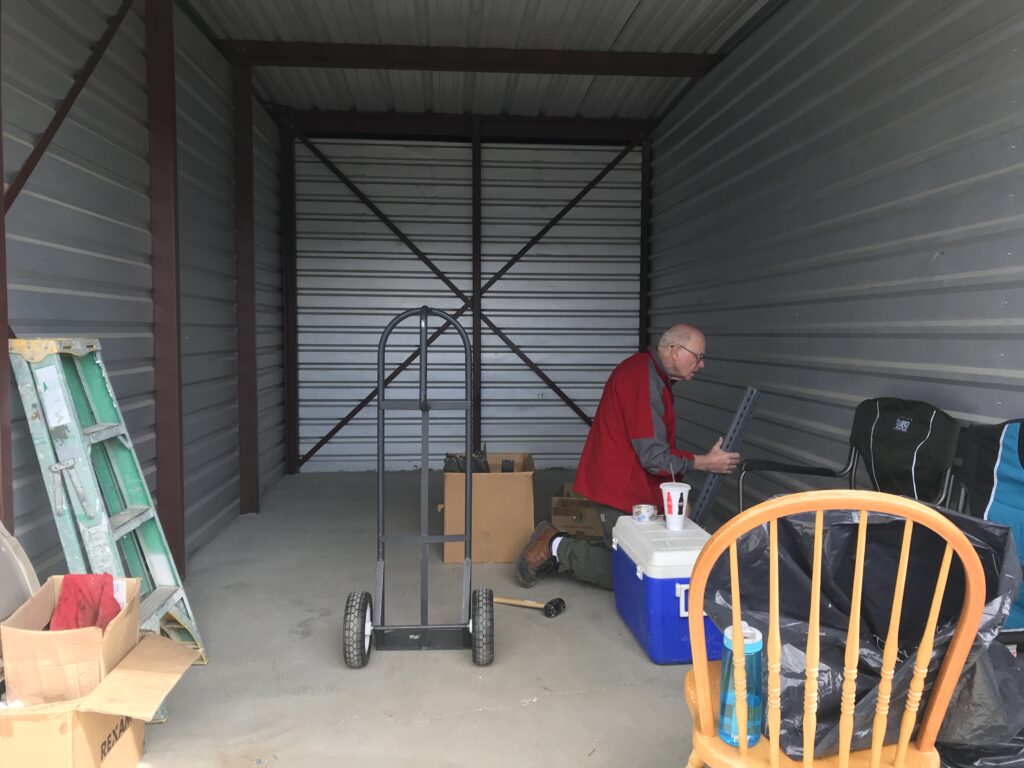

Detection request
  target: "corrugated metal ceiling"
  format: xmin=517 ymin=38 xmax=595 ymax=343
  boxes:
xmin=185 ymin=0 xmax=777 ymax=118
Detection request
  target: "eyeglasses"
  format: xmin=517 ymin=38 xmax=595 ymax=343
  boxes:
xmin=671 ymin=344 xmax=705 ymax=363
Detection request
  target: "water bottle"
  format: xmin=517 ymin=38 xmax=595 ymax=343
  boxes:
xmin=718 ymin=621 xmax=764 ymax=748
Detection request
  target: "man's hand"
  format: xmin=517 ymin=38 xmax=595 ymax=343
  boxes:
xmin=693 ymin=437 xmax=741 ymax=474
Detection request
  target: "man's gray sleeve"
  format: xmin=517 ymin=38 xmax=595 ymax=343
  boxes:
xmin=630 ymin=361 xmax=693 ymax=477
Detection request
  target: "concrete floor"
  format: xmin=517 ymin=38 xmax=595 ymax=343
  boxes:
xmin=142 ymin=470 xmax=697 ymax=767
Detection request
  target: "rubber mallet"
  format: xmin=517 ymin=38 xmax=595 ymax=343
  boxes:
xmin=494 ymin=596 xmax=566 ymax=618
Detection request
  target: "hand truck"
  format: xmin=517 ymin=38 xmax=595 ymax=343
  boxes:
xmin=343 ymin=306 xmax=494 ymax=667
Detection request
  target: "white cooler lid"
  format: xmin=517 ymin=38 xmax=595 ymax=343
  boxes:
xmin=612 ymin=515 xmax=711 ymax=579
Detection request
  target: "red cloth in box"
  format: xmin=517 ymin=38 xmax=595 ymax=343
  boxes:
xmin=50 ymin=573 xmax=123 ymax=631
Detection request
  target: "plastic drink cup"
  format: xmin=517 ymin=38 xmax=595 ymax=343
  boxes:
xmin=660 ymin=482 xmax=690 ymax=531
xmin=719 ymin=622 xmax=764 ymax=747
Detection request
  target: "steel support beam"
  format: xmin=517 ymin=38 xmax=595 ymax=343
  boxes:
xmin=471 ymin=118 xmax=482 ymax=451
xmin=146 ymin=0 xmax=186 ymax=573
xmin=639 ymin=136 xmax=652 ymax=351
xmin=297 ymin=137 xmax=637 ymax=465
xmin=222 ymin=41 xmax=722 ymax=78
xmin=281 ymin=109 xmax=653 ymax=145
xmin=481 ymin=316 xmax=592 ymax=427
xmin=480 ymin=141 xmax=638 ymax=295
xmin=0 ymin=0 xmax=11 ymax=533
xmin=295 ymin=134 xmax=469 ymax=304
xmin=233 ymin=64 xmax=259 ymax=513
xmin=5 ymin=0 xmax=134 ymax=213
xmin=280 ymin=127 xmax=299 ymax=474
xmin=300 ymin=306 xmax=470 ymax=466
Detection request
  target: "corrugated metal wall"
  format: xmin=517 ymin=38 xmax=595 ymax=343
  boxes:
xmin=3 ymin=0 xmax=152 ymax=575
xmin=651 ymin=0 xmax=1024 ymax=523
xmin=174 ymin=7 xmax=239 ymax=551
xmin=253 ymin=101 xmax=285 ymax=495
xmin=295 ymin=139 xmax=639 ymax=470
xmin=191 ymin=0 xmax=777 ymax=119
xmin=481 ymin=143 xmax=640 ymax=463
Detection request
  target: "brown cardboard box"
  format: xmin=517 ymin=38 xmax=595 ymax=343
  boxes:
xmin=443 ymin=452 xmax=535 ymax=563
xmin=551 ymin=483 xmax=604 ymax=539
xmin=0 ymin=634 xmax=199 ymax=768
xmin=1 ymin=576 xmax=140 ymax=705
xmin=0 ymin=576 xmax=199 ymax=768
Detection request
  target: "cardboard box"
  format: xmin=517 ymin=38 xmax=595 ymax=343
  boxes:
xmin=551 ymin=495 xmax=604 ymax=540
xmin=0 ymin=634 xmax=199 ymax=768
xmin=443 ymin=453 xmax=535 ymax=563
xmin=0 ymin=577 xmax=200 ymax=768
xmin=2 ymin=576 xmax=140 ymax=705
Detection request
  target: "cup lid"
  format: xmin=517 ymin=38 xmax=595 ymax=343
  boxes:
xmin=659 ymin=481 xmax=691 ymax=491
xmin=722 ymin=621 xmax=763 ymax=652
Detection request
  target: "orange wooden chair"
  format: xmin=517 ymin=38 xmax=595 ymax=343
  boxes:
xmin=684 ymin=490 xmax=986 ymax=768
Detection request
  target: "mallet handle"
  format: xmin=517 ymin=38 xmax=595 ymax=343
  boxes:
xmin=494 ymin=597 xmax=546 ymax=610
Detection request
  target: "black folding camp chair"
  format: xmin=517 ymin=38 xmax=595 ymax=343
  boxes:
xmin=954 ymin=418 xmax=1024 ymax=650
xmin=738 ymin=397 xmax=961 ymax=511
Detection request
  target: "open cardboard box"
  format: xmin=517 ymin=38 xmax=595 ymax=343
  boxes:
xmin=0 ymin=576 xmax=199 ymax=767
xmin=551 ymin=481 xmax=604 ymax=540
xmin=443 ymin=452 xmax=535 ymax=563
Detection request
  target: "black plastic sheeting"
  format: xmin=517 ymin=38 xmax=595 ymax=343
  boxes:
xmin=703 ymin=507 xmax=1024 ymax=765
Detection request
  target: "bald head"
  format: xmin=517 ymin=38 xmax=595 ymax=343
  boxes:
xmin=656 ymin=323 xmax=706 ymax=381
xmin=657 ymin=324 xmax=703 ymax=350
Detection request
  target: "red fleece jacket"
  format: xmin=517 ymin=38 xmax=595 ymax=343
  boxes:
xmin=574 ymin=349 xmax=695 ymax=513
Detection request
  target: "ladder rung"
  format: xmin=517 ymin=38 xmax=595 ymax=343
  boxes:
xmin=141 ymin=586 xmax=184 ymax=629
xmin=109 ymin=505 xmax=155 ymax=540
xmin=82 ymin=422 xmax=126 ymax=445
xmin=381 ymin=399 xmax=470 ymax=411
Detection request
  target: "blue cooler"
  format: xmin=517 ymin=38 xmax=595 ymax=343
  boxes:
xmin=612 ymin=515 xmax=724 ymax=665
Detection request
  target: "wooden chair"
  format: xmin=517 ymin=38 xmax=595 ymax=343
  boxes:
xmin=684 ymin=490 xmax=986 ymax=768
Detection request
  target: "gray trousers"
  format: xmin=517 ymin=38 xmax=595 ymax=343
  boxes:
xmin=554 ymin=504 xmax=625 ymax=590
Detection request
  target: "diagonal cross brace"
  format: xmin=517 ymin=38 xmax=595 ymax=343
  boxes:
xmin=4 ymin=0 xmax=136 ymax=213
xmin=296 ymin=133 xmax=636 ymax=465
xmin=296 ymin=133 xmax=471 ymax=306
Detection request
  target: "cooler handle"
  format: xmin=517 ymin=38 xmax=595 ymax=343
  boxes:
xmin=676 ymin=583 xmax=690 ymax=617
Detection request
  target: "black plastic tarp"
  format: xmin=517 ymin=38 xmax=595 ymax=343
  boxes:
xmin=703 ymin=507 xmax=1024 ymax=764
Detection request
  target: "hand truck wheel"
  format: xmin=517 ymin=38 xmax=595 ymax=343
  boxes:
xmin=471 ymin=588 xmax=494 ymax=666
xmin=343 ymin=590 xmax=373 ymax=668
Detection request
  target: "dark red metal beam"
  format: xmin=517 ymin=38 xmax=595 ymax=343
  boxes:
xmin=0 ymin=0 xmax=12 ymax=534
xmin=222 ymin=41 xmax=722 ymax=78
xmin=280 ymin=127 xmax=299 ymax=474
xmin=234 ymin=63 xmax=259 ymax=513
xmin=639 ymin=136 xmax=652 ymax=351
xmin=282 ymin=109 xmax=653 ymax=145
xmin=146 ymin=0 xmax=186 ymax=574
xmin=5 ymin=0 xmax=134 ymax=213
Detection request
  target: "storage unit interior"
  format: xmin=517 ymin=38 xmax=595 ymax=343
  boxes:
xmin=2 ymin=0 xmax=1023 ymax=765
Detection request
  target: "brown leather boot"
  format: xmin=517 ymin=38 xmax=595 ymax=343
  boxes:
xmin=515 ymin=522 xmax=559 ymax=587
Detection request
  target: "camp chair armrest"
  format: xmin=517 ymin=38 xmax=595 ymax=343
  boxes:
xmin=739 ymin=459 xmax=839 ymax=478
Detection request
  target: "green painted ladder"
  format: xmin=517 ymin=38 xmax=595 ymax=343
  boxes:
xmin=10 ymin=338 xmax=204 ymax=659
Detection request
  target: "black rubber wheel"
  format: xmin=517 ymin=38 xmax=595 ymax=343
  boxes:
xmin=343 ymin=590 xmax=373 ymax=668
xmin=471 ymin=587 xmax=494 ymax=666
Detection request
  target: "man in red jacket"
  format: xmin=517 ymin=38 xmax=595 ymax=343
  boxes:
xmin=515 ymin=323 xmax=740 ymax=589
